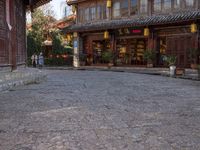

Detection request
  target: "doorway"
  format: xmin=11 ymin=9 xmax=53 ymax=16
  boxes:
xmin=116 ymin=38 xmax=147 ymax=66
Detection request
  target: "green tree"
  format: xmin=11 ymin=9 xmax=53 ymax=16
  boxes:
xmin=27 ymin=7 xmax=56 ymax=57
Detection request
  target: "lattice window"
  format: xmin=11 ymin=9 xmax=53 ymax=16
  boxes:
xmin=185 ymin=0 xmax=194 ymax=7
xmin=90 ymin=7 xmax=96 ymax=20
xmin=112 ymin=1 xmax=120 ymax=18
xmin=163 ymin=0 xmax=171 ymax=11
xmin=121 ymin=0 xmax=128 ymax=17
xmin=130 ymin=0 xmax=138 ymax=16
xmin=140 ymin=0 xmax=148 ymax=14
xmin=153 ymin=0 xmax=161 ymax=12
xmin=174 ymin=0 xmax=181 ymax=9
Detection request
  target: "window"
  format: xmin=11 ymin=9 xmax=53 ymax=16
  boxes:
xmin=96 ymin=5 xmax=103 ymax=20
xmin=154 ymin=0 xmax=162 ymax=12
xmin=78 ymin=9 xmax=83 ymax=22
xmin=113 ymin=1 xmax=120 ymax=18
xmin=90 ymin=7 xmax=96 ymax=20
xmin=121 ymin=0 xmax=128 ymax=17
xmin=103 ymin=4 xmax=109 ymax=19
xmin=140 ymin=0 xmax=148 ymax=14
xmin=174 ymin=0 xmax=181 ymax=9
xmin=130 ymin=0 xmax=138 ymax=15
xmin=84 ymin=8 xmax=90 ymax=21
xmin=163 ymin=0 xmax=171 ymax=10
xmin=185 ymin=0 xmax=194 ymax=7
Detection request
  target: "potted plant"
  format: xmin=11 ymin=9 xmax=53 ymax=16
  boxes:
xmin=143 ymin=50 xmax=156 ymax=68
xmin=102 ymin=51 xmax=114 ymax=68
xmin=124 ymin=53 xmax=130 ymax=65
xmin=164 ymin=55 xmax=177 ymax=77
xmin=188 ymin=48 xmax=199 ymax=69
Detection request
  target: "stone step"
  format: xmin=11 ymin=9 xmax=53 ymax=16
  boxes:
xmin=0 ymin=68 xmax=46 ymax=92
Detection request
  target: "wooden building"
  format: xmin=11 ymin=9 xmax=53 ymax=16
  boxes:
xmin=66 ymin=0 xmax=200 ymax=68
xmin=0 ymin=0 xmax=50 ymax=72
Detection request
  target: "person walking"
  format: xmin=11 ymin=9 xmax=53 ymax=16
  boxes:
xmin=31 ymin=53 xmax=37 ymax=68
xmin=38 ymin=52 xmax=44 ymax=68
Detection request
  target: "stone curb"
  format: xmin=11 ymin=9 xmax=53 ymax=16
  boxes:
xmin=0 ymin=70 xmax=47 ymax=92
xmin=43 ymin=66 xmax=200 ymax=81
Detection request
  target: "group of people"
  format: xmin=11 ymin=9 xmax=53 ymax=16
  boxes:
xmin=31 ymin=52 xmax=44 ymax=68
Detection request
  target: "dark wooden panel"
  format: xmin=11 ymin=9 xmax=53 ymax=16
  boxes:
xmin=0 ymin=0 xmax=6 ymax=28
xmin=15 ymin=0 xmax=26 ymax=64
xmin=0 ymin=38 xmax=8 ymax=64
xmin=0 ymin=28 xmax=7 ymax=38
xmin=166 ymin=35 xmax=192 ymax=67
xmin=0 ymin=0 xmax=8 ymax=65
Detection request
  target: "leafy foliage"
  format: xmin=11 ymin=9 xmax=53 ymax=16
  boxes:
xmin=188 ymin=48 xmax=199 ymax=64
xmin=143 ymin=50 xmax=156 ymax=63
xmin=27 ymin=8 xmax=56 ymax=57
xmin=102 ymin=51 xmax=113 ymax=63
xmin=164 ymin=55 xmax=176 ymax=66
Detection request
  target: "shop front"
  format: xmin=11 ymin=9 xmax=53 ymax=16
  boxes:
xmin=115 ymin=27 xmax=148 ymax=66
xmin=155 ymin=25 xmax=197 ymax=68
xmin=81 ymin=27 xmax=149 ymax=66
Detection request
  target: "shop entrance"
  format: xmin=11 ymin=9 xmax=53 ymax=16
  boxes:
xmin=116 ymin=38 xmax=147 ymax=66
xmin=92 ymin=40 xmax=111 ymax=65
xmin=157 ymin=36 xmax=193 ymax=68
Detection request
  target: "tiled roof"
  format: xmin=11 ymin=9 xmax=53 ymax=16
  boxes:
xmin=25 ymin=0 xmax=51 ymax=9
xmin=65 ymin=11 xmax=200 ymax=32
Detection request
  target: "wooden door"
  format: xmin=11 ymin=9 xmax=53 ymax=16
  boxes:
xmin=0 ymin=0 xmax=9 ymax=65
xmin=15 ymin=0 xmax=26 ymax=65
xmin=166 ymin=36 xmax=192 ymax=67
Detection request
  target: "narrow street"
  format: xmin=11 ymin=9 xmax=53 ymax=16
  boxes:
xmin=0 ymin=70 xmax=200 ymax=150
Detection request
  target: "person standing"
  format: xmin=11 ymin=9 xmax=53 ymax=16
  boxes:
xmin=38 ymin=52 xmax=44 ymax=68
xmin=31 ymin=53 xmax=37 ymax=68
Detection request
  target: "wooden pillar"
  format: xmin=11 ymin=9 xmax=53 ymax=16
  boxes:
xmin=73 ymin=32 xmax=80 ymax=67
xmin=147 ymin=28 xmax=154 ymax=50
xmin=110 ymin=32 xmax=116 ymax=64
xmin=9 ymin=0 xmax=17 ymax=70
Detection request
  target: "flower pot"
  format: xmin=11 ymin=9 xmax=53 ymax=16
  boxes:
xmin=108 ymin=63 xmax=114 ymax=69
xmin=147 ymin=63 xmax=153 ymax=68
xmin=169 ymin=65 xmax=176 ymax=77
xmin=191 ymin=64 xmax=198 ymax=69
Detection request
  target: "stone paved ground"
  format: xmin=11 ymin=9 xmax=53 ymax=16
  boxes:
xmin=0 ymin=70 xmax=200 ymax=150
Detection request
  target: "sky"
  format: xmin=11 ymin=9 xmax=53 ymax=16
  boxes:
xmin=26 ymin=0 xmax=67 ymax=23
xmin=49 ymin=0 xmax=66 ymax=19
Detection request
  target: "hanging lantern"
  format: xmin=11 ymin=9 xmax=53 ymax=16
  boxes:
xmin=73 ymin=32 xmax=78 ymax=38
xmin=191 ymin=23 xmax=197 ymax=33
xmin=72 ymin=5 xmax=76 ymax=14
xmin=67 ymin=34 xmax=71 ymax=41
xmin=144 ymin=27 xmax=149 ymax=37
xmin=107 ymin=0 xmax=112 ymax=8
xmin=104 ymin=31 xmax=109 ymax=39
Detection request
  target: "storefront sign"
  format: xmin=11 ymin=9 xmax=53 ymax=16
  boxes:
xmin=116 ymin=28 xmax=143 ymax=36
xmin=74 ymin=40 xmax=78 ymax=48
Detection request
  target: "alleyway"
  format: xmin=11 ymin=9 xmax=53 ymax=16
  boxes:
xmin=0 ymin=70 xmax=200 ymax=150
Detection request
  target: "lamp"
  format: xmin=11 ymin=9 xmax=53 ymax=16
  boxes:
xmin=104 ymin=31 xmax=109 ymax=39
xmin=144 ymin=27 xmax=149 ymax=37
xmin=107 ymin=0 xmax=112 ymax=8
xmin=67 ymin=34 xmax=71 ymax=41
xmin=73 ymin=32 xmax=78 ymax=38
xmin=191 ymin=23 xmax=197 ymax=33
xmin=72 ymin=5 xmax=76 ymax=14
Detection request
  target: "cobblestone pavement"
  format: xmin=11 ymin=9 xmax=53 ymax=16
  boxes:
xmin=0 ymin=70 xmax=200 ymax=150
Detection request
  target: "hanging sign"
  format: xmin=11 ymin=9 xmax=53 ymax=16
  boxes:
xmin=116 ymin=28 xmax=144 ymax=36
